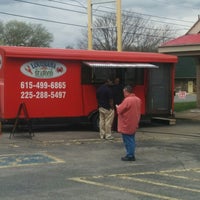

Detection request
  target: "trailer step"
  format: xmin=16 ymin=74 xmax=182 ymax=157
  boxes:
xmin=151 ymin=117 xmax=176 ymax=125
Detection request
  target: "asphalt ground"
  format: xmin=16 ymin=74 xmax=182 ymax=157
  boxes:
xmin=0 ymin=115 xmax=199 ymax=200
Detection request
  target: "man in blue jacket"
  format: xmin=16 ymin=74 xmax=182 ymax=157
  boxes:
xmin=96 ymin=79 xmax=114 ymax=140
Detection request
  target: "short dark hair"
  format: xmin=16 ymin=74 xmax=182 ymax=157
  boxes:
xmin=123 ymin=85 xmax=133 ymax=93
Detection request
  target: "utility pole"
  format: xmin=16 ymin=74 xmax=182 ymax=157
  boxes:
xmin=87 ymin=0 xmax=93 ymax=50
xmin=116 ymin=0 xmax=122 ymax=51
xmin=87 ymin=0 xmax=122 ymax=51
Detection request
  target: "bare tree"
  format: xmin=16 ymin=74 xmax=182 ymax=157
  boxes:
xmin=77 ymin=12 xmax=177 ymax=52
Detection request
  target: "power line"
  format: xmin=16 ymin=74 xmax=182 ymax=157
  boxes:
xmin=14 ymin=0 xmax=193 ymax=28
xmin=48 ymin=0 xmax=86 ymax=9
xmin=0 ymin=10 xmax=186 ymax=36
xmin=93 ymin=6 xmax=192 ymax=28
xmin=0 ymin=0 xmax=188 ymax=47
xmin=13 ymin=0 xmax=86 ymax=15
xmin=0 ymin=11 xmax=87 ymax=28
xmin=1 ymin=0 xmax=192 ymax=35
xmin=99 ymin=4 xmax=194 ymax=24
xmin=11 ymin=0 xmax=192 ymax=30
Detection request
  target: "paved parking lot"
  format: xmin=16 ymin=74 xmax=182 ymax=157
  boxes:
xmin=69 ymin=168 xmax=200 ymax=200
xmin=0 ymin=117 xmax=199 ymax=200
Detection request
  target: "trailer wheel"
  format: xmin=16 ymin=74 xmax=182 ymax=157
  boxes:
xmin=91 ymin=113 xmax=99 ymax=132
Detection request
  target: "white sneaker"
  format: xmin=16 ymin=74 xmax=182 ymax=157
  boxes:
xmin=105 ymin=135 xmax=114 ymax=140
xmin=100 ymin=135 xmax=105 ymax=139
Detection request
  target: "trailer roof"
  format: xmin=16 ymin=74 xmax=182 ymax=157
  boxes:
xmin=0 ymin=46 xmax=177 ymax=63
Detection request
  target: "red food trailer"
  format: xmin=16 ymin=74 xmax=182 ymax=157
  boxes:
xmin=0 ymin=46 xmax=177 ymax=130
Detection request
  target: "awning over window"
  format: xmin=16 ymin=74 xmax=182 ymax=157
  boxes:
xmin=83 ymin=62 xmax=159 ymax=68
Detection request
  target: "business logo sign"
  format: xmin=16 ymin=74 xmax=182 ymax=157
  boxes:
xmin=20 ymin=60 xmax=67 ymax=79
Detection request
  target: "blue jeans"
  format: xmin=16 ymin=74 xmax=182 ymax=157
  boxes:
xmin=122 ymin=134 xmax=135 ymax=158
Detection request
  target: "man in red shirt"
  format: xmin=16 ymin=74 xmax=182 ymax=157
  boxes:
xmin=116 ymin=85 xmax=141 ymax=161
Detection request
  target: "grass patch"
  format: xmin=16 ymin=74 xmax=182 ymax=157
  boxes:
xmin=174 ymin=101 xmax=196 ymax=112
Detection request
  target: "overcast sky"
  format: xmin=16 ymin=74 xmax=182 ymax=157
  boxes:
xmin=0 ymin=0 xmax=199 ymax=48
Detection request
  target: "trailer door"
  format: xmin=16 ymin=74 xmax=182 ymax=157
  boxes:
xmin=147 ymin=64 xmax=171 ymax=114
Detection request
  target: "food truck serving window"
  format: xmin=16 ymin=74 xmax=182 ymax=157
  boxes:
xmin=81 ymin=62 xmax=158 ymax=85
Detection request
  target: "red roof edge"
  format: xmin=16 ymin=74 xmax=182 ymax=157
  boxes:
xmin=161 ymin=34 xmax=200 ymax=47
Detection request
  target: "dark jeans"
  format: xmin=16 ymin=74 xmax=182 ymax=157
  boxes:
xmin=122 ymin=134 xmax=135 ymax=158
